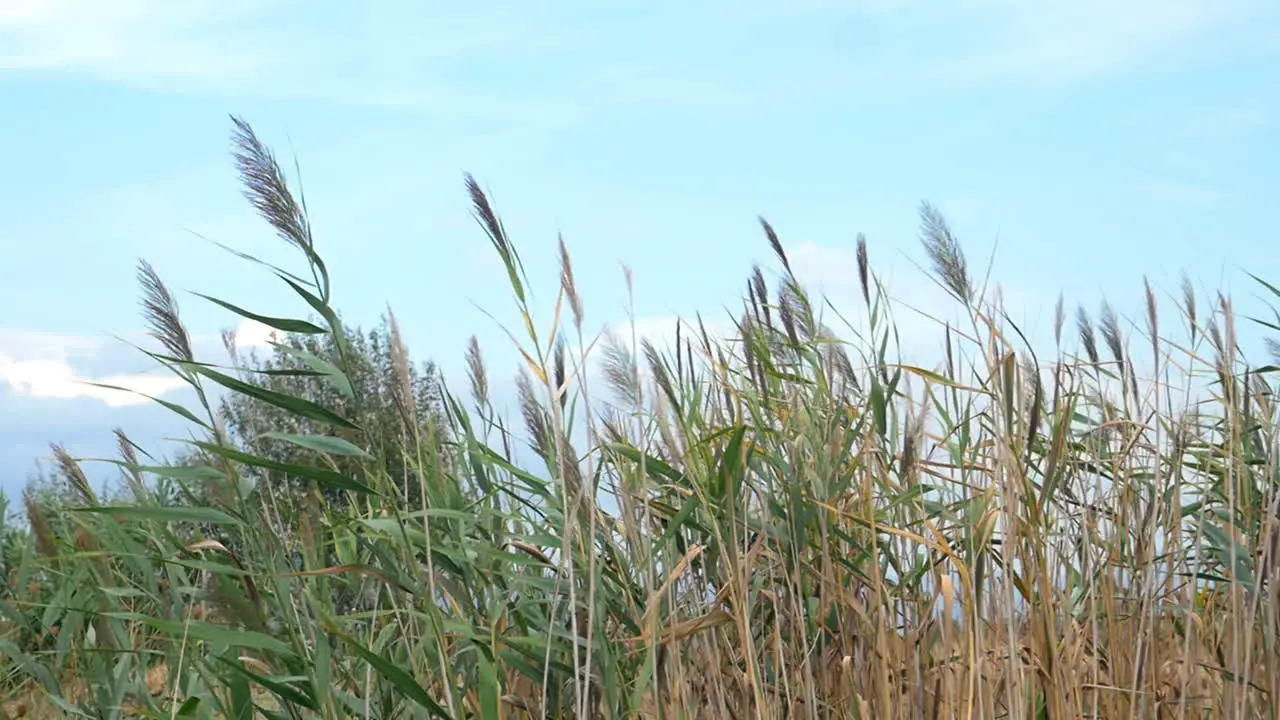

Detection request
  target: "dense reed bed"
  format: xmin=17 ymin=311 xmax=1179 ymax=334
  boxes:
xmin=2 ymin=117 xmax=1278 ymax=719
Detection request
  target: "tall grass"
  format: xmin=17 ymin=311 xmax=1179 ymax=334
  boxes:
xmin=3 ymin=116 xmax=1280 ymax=719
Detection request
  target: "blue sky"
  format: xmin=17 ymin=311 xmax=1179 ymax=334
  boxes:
xmin=1 ymin=0 xmax=1278 ymax=497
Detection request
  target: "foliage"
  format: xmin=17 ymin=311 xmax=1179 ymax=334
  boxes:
xmin=218 ymin=316 xmax=452 ymax=512
xmin=2 ymin=115 xmax=1280 ymax=719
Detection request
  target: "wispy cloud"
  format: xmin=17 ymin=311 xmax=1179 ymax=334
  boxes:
xmin=787 ymin=237 xmax=1070 ymax=367
xmin=5 ymin=0 xmax=1263 ymax=114
xmin=742 ymin=0 xmax=1273 ymax=92
xmin=1138 ymin=181 xmax=1223 ymax=207
xmin=0 ymin=0 xmax=609 ymax=123
xmin=1179 ymin=102 xmax=1272 ymax=139
xmin=925 ymin=0 xmax=1266 ymax=86
xmin=0 ymin=0 xmax=284 ymax=84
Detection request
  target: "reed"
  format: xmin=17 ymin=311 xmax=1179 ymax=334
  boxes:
xmin=2 ymin=116 xmax=1278 ymax=719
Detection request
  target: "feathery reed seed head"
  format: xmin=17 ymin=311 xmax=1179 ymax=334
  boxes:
xmin=137 ymin=259 xmax=194 ymax=363
xmin=230 ymin=115 xmax=312 ymax=252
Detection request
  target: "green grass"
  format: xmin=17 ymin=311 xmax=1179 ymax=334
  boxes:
xmin=2 ymin=116 xmax=1279 ymax=719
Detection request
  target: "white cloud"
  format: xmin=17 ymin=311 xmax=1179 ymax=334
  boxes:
xmin=785 ymin=238 xmax=1081 ymax=380
xmin=0 ymin=319 xmax=276 ymax=408
xmin=588 ymin=244 xmax=975 ymax=384
xmin=230 ymin=319 xmax=281 ymax=351
xmin=0 ymin=354 xmax=184 ymax=407
xmin=0 ymin=329 xmax=184 ymax=407
xmin=789 ymin=242 xmax=963 ymax=347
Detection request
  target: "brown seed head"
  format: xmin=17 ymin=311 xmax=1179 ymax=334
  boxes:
xmin=74 ymin=526 xmax=97 ymax=552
